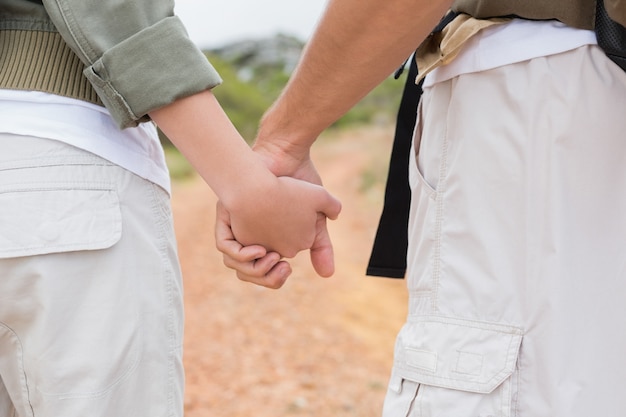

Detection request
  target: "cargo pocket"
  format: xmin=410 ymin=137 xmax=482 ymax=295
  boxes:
xmin=385 ymin=316 xmax=523 ymax=417
xmin=0 ymin=185 xmax=121 ymax=258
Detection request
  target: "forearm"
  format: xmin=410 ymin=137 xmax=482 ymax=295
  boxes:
xmin=257 ymin=0 xmax=453 ymax=154
xmin=149 ymin=89 xmax=275 ymax=206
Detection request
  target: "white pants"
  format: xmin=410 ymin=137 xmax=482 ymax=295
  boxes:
xmin=383 ymin=45 xmax=626 ymax=416
xmin=0 ymin=135 xmax=184 ymax=417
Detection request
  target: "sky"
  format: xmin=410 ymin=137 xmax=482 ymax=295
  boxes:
xmin=174 ymin=0 xmax=330 ymax=49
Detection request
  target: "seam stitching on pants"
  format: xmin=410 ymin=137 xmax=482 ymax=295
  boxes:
xmin=148 ymin=183 xmax=178 ymax=417
xmin=430 ymin=83 xmax=451 ymax=313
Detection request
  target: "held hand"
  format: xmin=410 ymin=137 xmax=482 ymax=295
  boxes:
xmin=216 ymin=175 xmax=341 ymax=288
xmin=217 ymin=207 xmax=336 ymax=288
xmin=211 ymin=98 xmax=340 ymax=285
xmin=216 ymin=201 xmax=293 ymax=289
xmin=229 ymin=175 xmax=340 ymax=257
xmin=252 ymin=134 xmax=340 ymax=278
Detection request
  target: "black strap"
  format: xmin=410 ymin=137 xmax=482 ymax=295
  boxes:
xmin=366 ymin=11 xmax=458 ymax=278
xmin=366 ymin=58 xmax=422 ymax=278
xmin=596 ymin=0 xmax=626 ymax=71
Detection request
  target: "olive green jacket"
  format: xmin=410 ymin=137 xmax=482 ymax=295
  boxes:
xmin=0 ymin=0 xmax=221 ymax=128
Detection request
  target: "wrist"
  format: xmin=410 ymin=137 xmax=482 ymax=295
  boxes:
xmin=252 ymin=137 xmax=309 ymax=177
xmin=217 ymin=154 xmax=278 ymax=211
xmin=254 ymin=108 xmax=317 ymax=176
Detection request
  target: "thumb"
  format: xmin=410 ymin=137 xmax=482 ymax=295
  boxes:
xmin=309 ymin=213 xmax=336 ymax=277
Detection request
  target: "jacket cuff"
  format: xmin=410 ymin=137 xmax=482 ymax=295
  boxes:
xmin=83 ymin=16 xmax=222 ymax=128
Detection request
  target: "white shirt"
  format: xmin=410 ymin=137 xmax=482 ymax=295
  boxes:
xmin=0 ymin=90 xmax=171 ymax=195
xmin=425 ymin=19 xmax=598 ymax=88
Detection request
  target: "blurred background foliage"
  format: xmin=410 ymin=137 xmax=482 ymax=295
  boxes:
xmin=160 ymin=34 xmax=406 ymax=179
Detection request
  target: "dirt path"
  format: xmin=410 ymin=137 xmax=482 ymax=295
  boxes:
xmin=171 ymin=125 xmax=408 ymax=417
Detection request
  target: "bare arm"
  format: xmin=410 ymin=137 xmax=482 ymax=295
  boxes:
xmin=255 ymin=0 xmax=454 ymax=172
xmin=150 ymin=90 xmax=268 ymax=203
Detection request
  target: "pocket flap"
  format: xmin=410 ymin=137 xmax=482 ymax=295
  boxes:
xmin=394 ymin=316 xmax=523 ymax=394
xmin=0 ymin=187 xmax=121 ymax=258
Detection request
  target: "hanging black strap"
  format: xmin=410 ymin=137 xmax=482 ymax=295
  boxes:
xmin=366 ymin=58 xmax=421 ymax=278
xmin=366 ymin=11 xmax=458 ymax=278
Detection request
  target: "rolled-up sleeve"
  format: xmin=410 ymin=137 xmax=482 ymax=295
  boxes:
xmin=42 ymin=0 xmax=222 ymax=128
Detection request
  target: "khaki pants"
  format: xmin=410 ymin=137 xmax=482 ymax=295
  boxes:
xmin=384 ymin=44 xmax=626 ymax=416
xmin=0 ymin=135 xmax=184 ymax=417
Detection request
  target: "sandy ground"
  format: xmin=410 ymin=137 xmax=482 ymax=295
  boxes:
xmin=171 ymin=125 xmax=409 ymax=417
